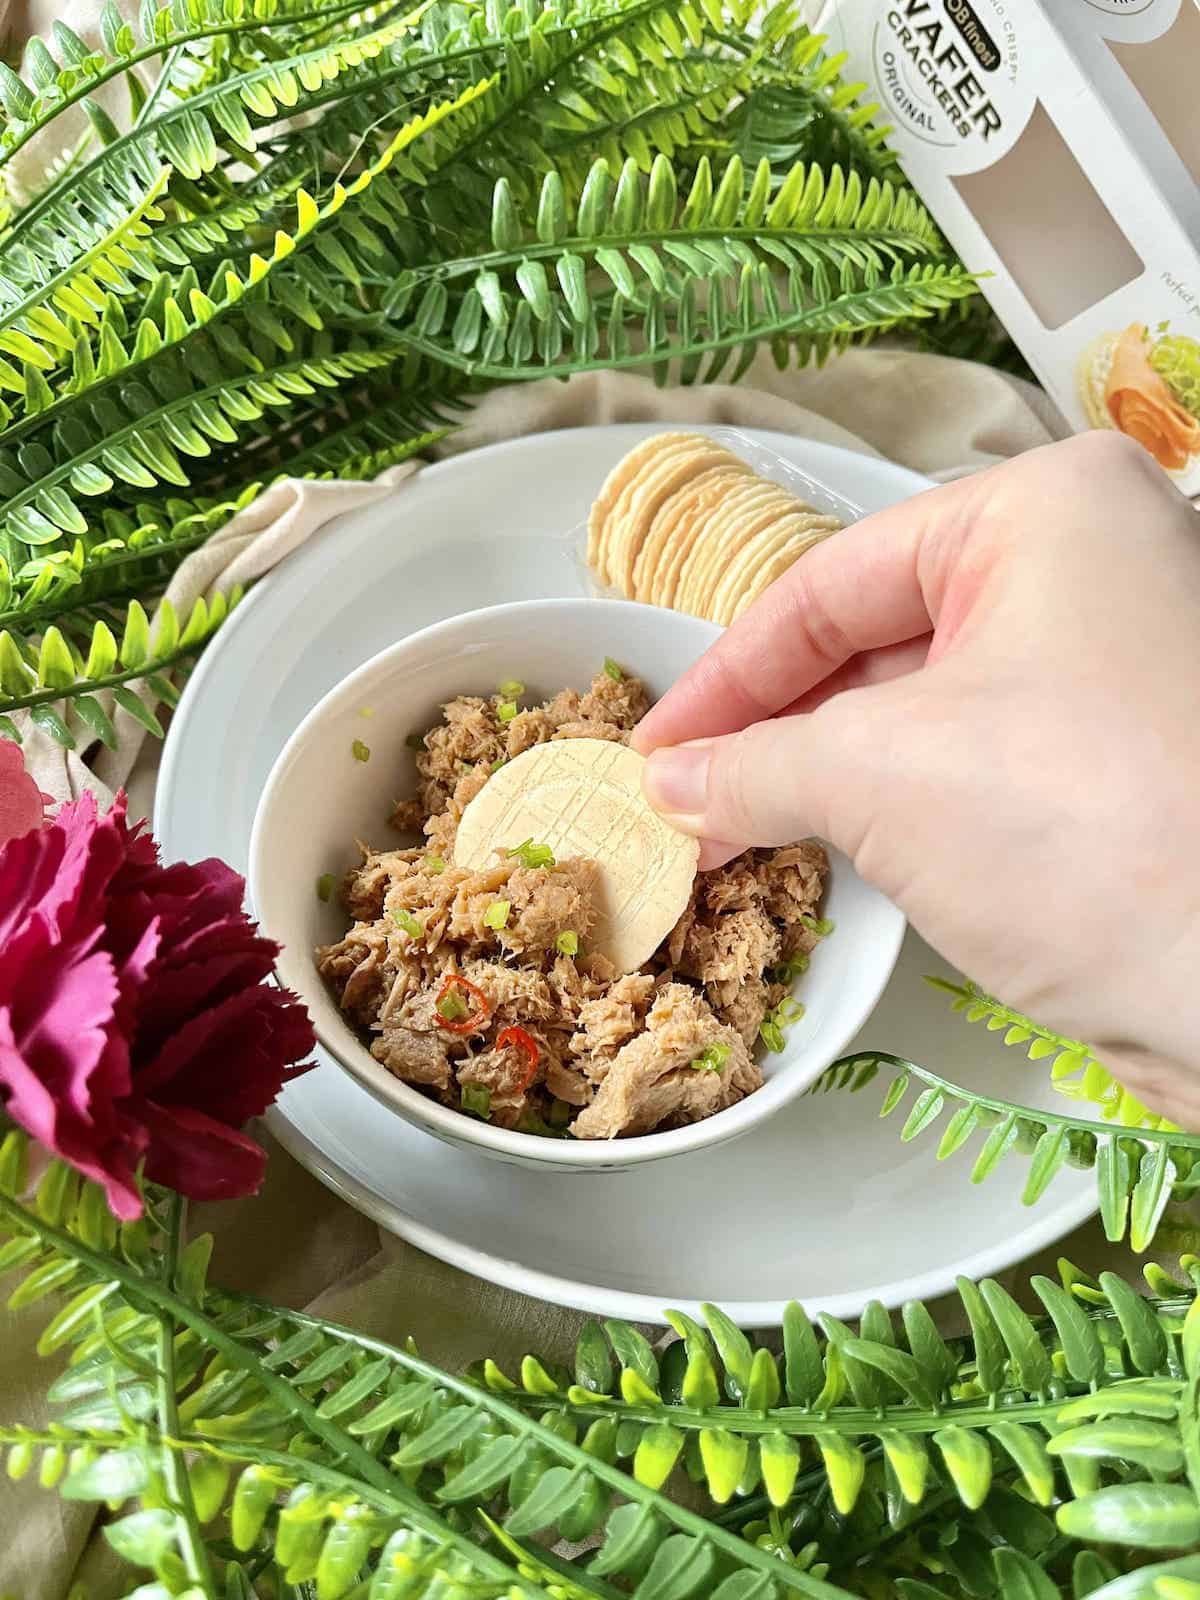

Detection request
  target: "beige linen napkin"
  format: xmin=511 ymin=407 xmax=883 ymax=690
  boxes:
xmin=0 ymin=347 xmax=1085 ymax=1600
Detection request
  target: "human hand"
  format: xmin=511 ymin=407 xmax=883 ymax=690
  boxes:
xmin=634 ymin=433 xmax=1200 ymax=1127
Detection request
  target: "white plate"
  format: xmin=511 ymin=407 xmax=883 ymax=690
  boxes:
xmin=154 ymin=424 xmax=1097 ymax=1326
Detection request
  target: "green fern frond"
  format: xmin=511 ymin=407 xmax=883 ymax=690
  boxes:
xmin=0 ymin=587 xmax=239 ymax=746
xmin=0 ymin=0 xmax=367 ymax=173
xmin=927 ymin=977 xmax=1172 ymax=1131
xmin=0 ymin=1162 xmax=859 ymax=1600
xmin=257 ymin=417 xmax=453 ymax=484
xmin=3 ymin=1139 xmax=1200 ymax=1597
xmin=0 ymin=79 xmax=486 ymax=490
xmin=202 ymin=1270 xmax=1198 ymax=1541
xmin=391 ymin=154 xmax=969 ymax=383
xmin=0 ymin=166 xmax=170 ymax=393
xmin=402 ymin=0 xmax=766 ymax=233
xmin=147 ymin=176 xmax=305 ymax=268
xmin=469 ymin=1276 xmax=1200 ymax=1546
xmin=249 ymin=398 xmax=458 ymax=482
xmin=0 ymin=334 xmax=401 ymax=569
xmin=811 ymin=1051 xmax=1200 ymax=1252
xmin=1 ymin=40 xmax=488 ymax=381
xmin=4 ymin=5 xmax=434 ymax=257
xmin=209 ymin=0 xmax=675 ymax=197
xmin=719 ymin=21 xmax=900 ymax=184
xmin=0 ymin=479 xmax=260 ymax=628
xmin=542 ymin=46 xmax=768 ymax=177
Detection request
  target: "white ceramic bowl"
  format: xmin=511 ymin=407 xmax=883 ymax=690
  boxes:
xmin=249 ymin=598 xmax=906 ymax=1171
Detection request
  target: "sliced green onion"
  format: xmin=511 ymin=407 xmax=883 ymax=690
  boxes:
xmin=555 ymin=930 xmax=579 ymax=958
xmin=691 ymin=1042 xmax=730 ymax=1073
xmin=358 ymin=706 xmax=374 ymax=719
xmin=508 ymin=838 xmax=556 ymax=869
xmin=759 ymin=1019 xmax=786 ymax=1053
xmin=772 ymin=951 xmax=810 ymax=984
xmin=425 ymin=855 xmax=446 ymax=874
xmin=392 ymin=908 xmax=423 ymax=940
xmin=351 ymin=739 xmax=371 ymax=763
xmin=498 ymin=679 xmax=525 ymax=698
xmin=483 ymin=899 xmax=511 ymax=930
xmin=497 ymin=701 xmax=518 ymax=723
xmin=801 ymin=914 xmax=834 ymax=937
xmin=759 ymin=995 xmax=804 ymax=1054
xmin=461 ymin=1082 xmax=492 ymax=1120
xmin=517 ymin=1110 xmax=568 ymax=1138
xmin=491 ymin=757 xmax=508 ymax=773
xmin=603 ymin=657 xmax=623 ymax=681
xmin=406 ymin=732 xmax=425 ymax=751
xmin=315 ymin=872 xmax=336 ymax=903
xmin=437 ymin=990 xmax=469 ymax=1023
xmin=547 ymin=1098 xmax=574 ymax=1128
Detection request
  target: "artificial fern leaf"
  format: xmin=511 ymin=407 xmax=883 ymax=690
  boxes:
xmin=0 ymin=588 xmax=238 ymax=738
xmin=927 ymin=977 xmax=1171 ymax=1131
xmin=817 ymin=1050 xmax=1200 ymax=1253
xmin=394 ymin=154 xmax=971 ymax=382
xmin=8 ymin=5 xmax=433 ymax=232
xmin=719 ymin=22 xmax=900 ymax=185
xmin=1 ymin=336 xmax=401 ymax=562
xmin=0 ymin=165 xmax=169 ymax=378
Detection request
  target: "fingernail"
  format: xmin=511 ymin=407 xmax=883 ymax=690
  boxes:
xmin=644 ymin=742 xmax=711 ymax=826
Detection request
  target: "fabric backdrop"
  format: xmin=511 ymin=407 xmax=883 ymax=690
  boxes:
xmin=12 ymin=347 xmax=1159 ymax=1600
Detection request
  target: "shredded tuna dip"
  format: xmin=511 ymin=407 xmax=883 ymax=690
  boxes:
xmin=316 ymin=670 xmax=829 ymax=1139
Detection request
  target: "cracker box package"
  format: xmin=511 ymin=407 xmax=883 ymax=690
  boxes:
xmin=819 ymin=0 xmax=1200 ymax=493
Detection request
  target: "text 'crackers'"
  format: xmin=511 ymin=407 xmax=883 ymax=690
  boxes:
xmin=587 ymin=431 xmax=844 ymax=623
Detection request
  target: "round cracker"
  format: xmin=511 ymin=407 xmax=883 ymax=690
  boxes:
xmin=733 ymin=523 xmax=840 ymax=617
xmin=675 ymin=479 xmax=791 ymax=619
xmin=588 ymin=432 xmax=712 ymax=584
xmin=452 ymin=737 xmax=699 ymax=974
xmin=644 ymin=466 xmax=740 ymax=607
xmin=588 ymin=432 xmax=698 ymax=575
xmin=610 ymin=440 xmax=741 ymax=598
xmin=711 ymin=509 xmax=842 ymax=625
xmin=1075 ymin=332 xmax=1117 ymax=434
xmin=603 ymin=435 xmax=732 ymax=590
xmin=709 ymin=512 xmax=806 ymax=625
xmin=648 ymin=464 xmax=754 ymax=607
xmin=663 ymin=475 xmax=777 ymax=613
xmin=685 ymin=485 xmax=802 ymax=622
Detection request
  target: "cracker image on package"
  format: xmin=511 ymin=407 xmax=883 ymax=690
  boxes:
xmin=453 ymin=738 xmax=700 ymax=974
xmin=1077 ymin=324 xmax=1200 ymax=474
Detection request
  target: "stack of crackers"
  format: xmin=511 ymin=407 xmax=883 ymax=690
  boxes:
xmin=586 ymin=431 xmax=843 ymax=625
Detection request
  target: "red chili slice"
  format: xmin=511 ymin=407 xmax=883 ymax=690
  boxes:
xmin=497 ymin=1025 xmax=540 ymax=1091
xmin=434 ymin=973 xmax=491 ymax=1035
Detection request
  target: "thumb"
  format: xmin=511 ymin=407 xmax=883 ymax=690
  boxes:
xmin=641 ymin=692 xmax=894 ymax=865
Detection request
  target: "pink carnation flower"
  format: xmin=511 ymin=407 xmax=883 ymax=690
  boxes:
xmin=0 ymin=739 xmax=49 ymax=846
xmin=0 ymin=791 xmax=314 ymax=1218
